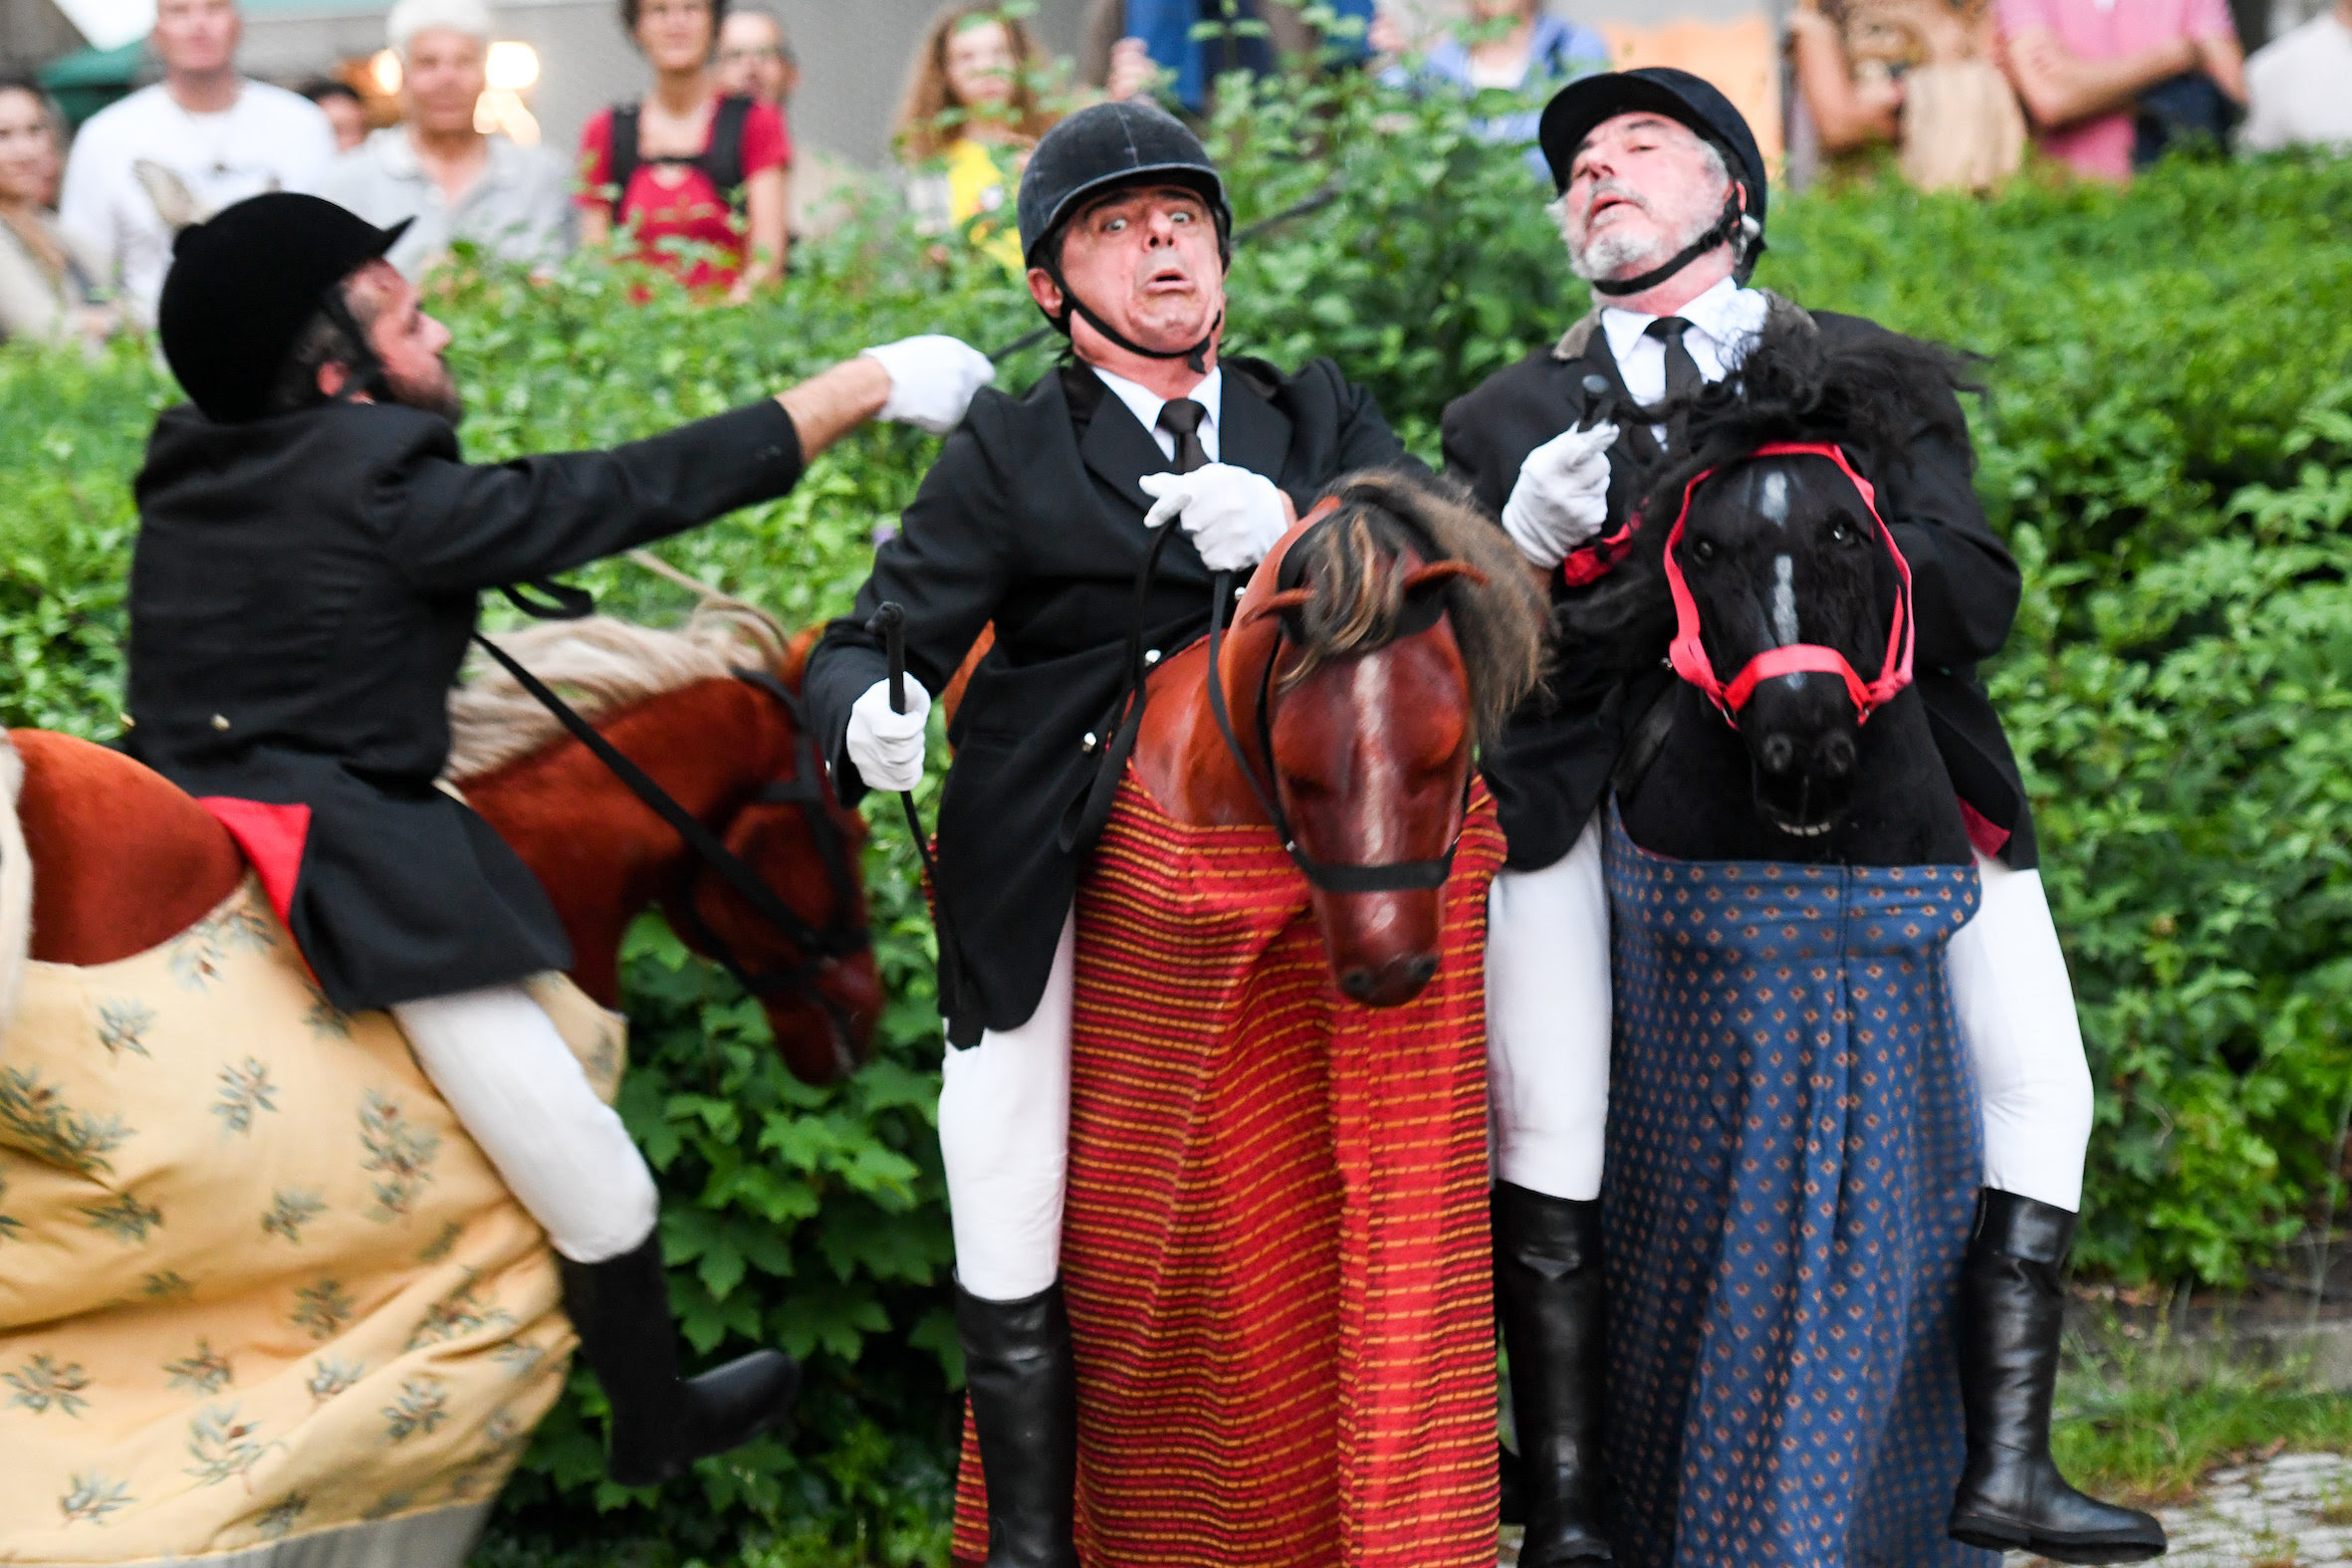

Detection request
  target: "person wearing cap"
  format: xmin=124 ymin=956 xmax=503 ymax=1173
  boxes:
xmin=310 ymin=0 xmax=574 ymax=280
xmin=1442 ymin=68 xmax=2162 ymax=1567
xmin=124 ymin=191 xmax=995 ymax=1487
xmin=802 ymin=99 xmax=1416 ymax=1565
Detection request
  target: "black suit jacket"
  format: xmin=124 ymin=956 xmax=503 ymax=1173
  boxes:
xmin=1442 ymin=296 xmax=2036 ymax=871
xmin=806 ymin=355 xmax=1417 ymax=1045
xmin=125 ymin=397 xmax=807 ymax=1009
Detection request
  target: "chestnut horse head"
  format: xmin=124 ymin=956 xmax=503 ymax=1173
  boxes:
xmin=1144 ymin=471 xmax=1548 ymax=1008
xmin=450 ymin=602 xmax=882 ymax=1084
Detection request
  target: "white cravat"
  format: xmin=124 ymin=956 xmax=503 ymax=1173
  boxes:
xmin=1598 ymin=275 xmax=1769 ymax=407
xmin=1092 ymin=363 xmax=1224 ymax=465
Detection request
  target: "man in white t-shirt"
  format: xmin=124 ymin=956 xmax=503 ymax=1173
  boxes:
xmin=59 ymin=0 xmax=336 ymax=324
xmin=2241 ymin=0 xmax=2352 ymax=152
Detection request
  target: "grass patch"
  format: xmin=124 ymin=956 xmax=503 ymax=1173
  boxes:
xmin=2054 ymin=1318 xmax=2352 ymax=1505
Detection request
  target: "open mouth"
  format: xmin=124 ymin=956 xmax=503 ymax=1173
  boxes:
xmin=1587 ymin=193 xmax=1643 ymax=226
xmin=1769 ymin=816 xmax=1836 ymax=838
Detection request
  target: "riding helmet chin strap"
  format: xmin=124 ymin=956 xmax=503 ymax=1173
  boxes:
xmin=1589 ymin=191 xmax=1758 ymax=299
xmin=1048 ymin=265 xmax=1222 ymax=375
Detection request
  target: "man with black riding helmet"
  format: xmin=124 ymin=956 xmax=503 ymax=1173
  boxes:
xmin=1444 ymin=68 xmax=2163 ymax=1566
xmin=802 ymin=100 xmax=1417 ymax=1566
xmin=125 ymin=190 xmax=993 ymax=1487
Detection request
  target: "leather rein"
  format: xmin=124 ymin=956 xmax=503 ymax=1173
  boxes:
xmin=478 ymin=585 xmax=870 ymax=1030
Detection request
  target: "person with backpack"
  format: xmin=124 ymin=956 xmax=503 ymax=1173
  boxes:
xmin=577 ymin=0 xmax=788 ymax=300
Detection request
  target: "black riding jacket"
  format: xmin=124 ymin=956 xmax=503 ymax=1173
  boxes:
xmin=125 ymin=396 xmax=807 ymax=1010
xmin=805 ymin=355 xmax=1417 ymax=1046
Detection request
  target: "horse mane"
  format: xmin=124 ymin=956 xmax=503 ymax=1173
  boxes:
xmin=1561 ymin=313 xmax=1979 ymax=673
xmin=445 ymin=597 xmax=798 ymax=783
xmin=1280 ymin=469 xmax=1550 ymax=745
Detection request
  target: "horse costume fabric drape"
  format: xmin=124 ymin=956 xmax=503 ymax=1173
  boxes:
xmin=0 ymin=877 xmax=619 ymax=1563
xmin=950 ymin=773 xmax=1507 ymax=1567
xmin=1600 ymin=809 xmax=1997 ymax=1568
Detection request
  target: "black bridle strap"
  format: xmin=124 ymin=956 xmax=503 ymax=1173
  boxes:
xmin=1200 ymin=568 xmax=1462 ymax=896
xmin=467 ymin=632 xmax=866 ymax=984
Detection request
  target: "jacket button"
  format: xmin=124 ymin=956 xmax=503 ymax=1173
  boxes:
xmin=1081 ymin=732 xmax=1099 ymax=753
xmin=1143 ymin=648 xmax=1161 ymax=666
xmin=210 ymin=714 xmax=230 ymax=731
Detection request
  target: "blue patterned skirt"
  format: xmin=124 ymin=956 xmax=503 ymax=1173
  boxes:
xmin=1600 ymin=807 xmax=1996 ymax=1568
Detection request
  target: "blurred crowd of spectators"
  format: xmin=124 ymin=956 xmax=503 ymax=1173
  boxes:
xmin=0 ymin=0 xmax=2344 ymax=352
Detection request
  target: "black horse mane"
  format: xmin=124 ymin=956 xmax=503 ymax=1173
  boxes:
xmin=1560 ymin=314 xmax=1980 ymax=676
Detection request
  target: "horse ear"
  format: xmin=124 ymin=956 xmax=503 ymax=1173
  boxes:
xmin=1403 ymin=561 xmax=1488 ymax=592
xmin=1241 ymin=587 xmax=1313 ymax=626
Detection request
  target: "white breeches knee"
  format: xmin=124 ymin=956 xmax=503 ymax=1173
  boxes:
xmin=1945 ymin=852 xmax=2095 ymax=1213
xmin=390 ymin=983 xmax=659 ymax=1265
xmin=937 ymin=907 xmax=1077 ymax=1303
xmin=1486 ymin=815 xmax=1612 ymax=1203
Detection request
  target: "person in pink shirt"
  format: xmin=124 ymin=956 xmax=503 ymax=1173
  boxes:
xmin=1997 ymin=0 xmax=2245 ymax=179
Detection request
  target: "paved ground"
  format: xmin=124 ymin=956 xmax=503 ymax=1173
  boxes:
xmin=1500 ymin=1454 xmax=2352 ymax=1565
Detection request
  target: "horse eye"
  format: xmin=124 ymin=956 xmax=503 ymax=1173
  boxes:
xmin=1690 ymin=540 xmax=1718 ymax=564
xmin=1827 ymin=519 xmax=1856 ymax=545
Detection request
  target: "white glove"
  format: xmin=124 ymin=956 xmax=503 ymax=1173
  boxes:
xmin=1138 ymin=463 xmax=1289 ymax=573
xmin=862 ymin=336 xmax=996 ymax=435
xmin=1500 ymin=421 xmax=1620 ymax=568
xmin=845 ymin=677 xmax=932 ymax=793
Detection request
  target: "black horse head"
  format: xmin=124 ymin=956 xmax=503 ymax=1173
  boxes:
xmin=1668 ymin=448 xmax=1905 ymax=835
xmin=1564 ymin=313 xmax=1978 ymax=859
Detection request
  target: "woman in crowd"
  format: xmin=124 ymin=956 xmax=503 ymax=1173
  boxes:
xmin=892 ymin=3 xmax=1059 ymax=273
xmin=579 ymin=0 xmax=789 ymax=300
xmin=315 ymin=0 xmax=572 ymax=281
xmin=1375 ymin=0 xmax=1612 ymax=172
xmin=1786 ymin=0 xmax=2026 ymax=190
xmin=0 ymin=78 xmax=114 ymax=348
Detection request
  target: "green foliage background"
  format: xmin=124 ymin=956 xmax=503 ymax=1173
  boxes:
xmin=0 ymin=59 xmax=2348 ymax=1564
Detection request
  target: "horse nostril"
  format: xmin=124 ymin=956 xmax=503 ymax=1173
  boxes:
xmin=1407 ymin=955 xmax=1438 ymax=987
xmin=1341 ymin=968 xmax=1376 ymax=1000
xmin=1760 ymin=734 xmax=1796 ymax=775
xmin=1821 ymin=733 xmax=1857 ymax=777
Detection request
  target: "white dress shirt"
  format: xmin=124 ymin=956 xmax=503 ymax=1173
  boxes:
xmin=1091 ymin=363 xmax=1225 ymax=466
xmin=1597 ymin=275 xmax=1769 ymax=406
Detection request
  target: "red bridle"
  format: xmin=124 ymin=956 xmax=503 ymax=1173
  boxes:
xmin=1661 ymin=441 xmax=1916 ymax=728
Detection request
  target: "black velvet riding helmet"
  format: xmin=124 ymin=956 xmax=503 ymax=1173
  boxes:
xmin=1536 ymin=68 xmax=1769 ymax=291
xmin=157 ymin=192 xmax=411 ymax=424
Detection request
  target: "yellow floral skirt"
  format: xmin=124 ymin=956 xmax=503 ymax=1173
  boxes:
xmin=0 ymin=877 xmax=620 ymax=1563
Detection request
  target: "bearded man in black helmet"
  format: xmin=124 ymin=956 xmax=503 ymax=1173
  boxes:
xmin=1443 ymin=70 xmax=2163 ymax=1566
xmin=802 ymin=101 xmax=1423 ymax=1566
xmin=125 ymin=191 xmax=994 ymax=1487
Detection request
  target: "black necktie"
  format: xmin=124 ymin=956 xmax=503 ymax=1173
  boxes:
xmin=1157 ymin=397 xmax=1211 ymax=474
xmin=1646 ymin=317 xmax=1704 ymax=408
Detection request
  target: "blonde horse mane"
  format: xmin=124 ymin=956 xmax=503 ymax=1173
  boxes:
xmin=445 ymin=593 xmax=795 ymax=783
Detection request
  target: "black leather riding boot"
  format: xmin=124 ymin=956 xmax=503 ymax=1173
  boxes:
xmin=958 ymin=1278 xmax=1081 ymax=1568
xmin=1948 ymin=1190 xmax=2167 ymax=1564
xmin=557 ymin=1234 xmax=802 ymax=1487
xmin=1493 ymin=1183 xmax=1613 ymax=1564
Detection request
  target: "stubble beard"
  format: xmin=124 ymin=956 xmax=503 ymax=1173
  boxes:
xmin=389 ymin=360 xmax=465 ymax=426
xmin=1553 ymin=185 xmax=1720 ymax=285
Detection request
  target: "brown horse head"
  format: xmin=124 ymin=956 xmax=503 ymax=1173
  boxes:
xmin=453 ymin=609 xmax=881 ymax=1086
xmin=1226 ymin=472 xmax=1548 ymax=1007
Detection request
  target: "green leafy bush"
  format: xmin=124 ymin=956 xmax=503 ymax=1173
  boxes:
xmin=0 ymin=59 xmax=2346 ymax=1560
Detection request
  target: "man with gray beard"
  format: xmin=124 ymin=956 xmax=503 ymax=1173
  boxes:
xmin=1443 ymin=69 xmax=2162 ymax=1567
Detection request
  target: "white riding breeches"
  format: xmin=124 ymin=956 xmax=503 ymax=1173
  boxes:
xmin=390 ymin=984 xmax=660 ymax=1264
xmin=1483 ymin=814 xmax=2096 ymax=1213
xmin=937 ymin=908 xmax=1078 ymax=1303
